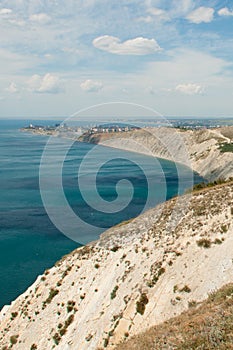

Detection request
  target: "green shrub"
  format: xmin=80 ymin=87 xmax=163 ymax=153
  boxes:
xmin=57 ymin=280 xmax=62 ymax=287
xmin=219 ymin=143 xmax=233 ymax=153
xmin=214 ymin=238 xmax=222 ymax=245
xmin=111 ymin=246 xmax=121 ymax=252
xmin=65 ymin=314 xmax=74 ymax=327
xmin=189 ymin=177 xmax=228 ymax=193
xmin=53 ymin=314 xmax=75 ymax=344
xmin=197 ymin=238 xmax=211 ymax=248
xmin=188 ymin=300 xmax=197 ymax=308
xmin=208 ymin=284 xmax=233 ymax=303
xmin=136 ymin=293 xmax=149 ymax=315
xmin=42 ymin=288 xmax=59 ymax=309
xmin=11 ymin=312 xmax=18 ymax=319
xmin=110 ymin=286 xmax=119 ymax=300
xmin=53 ymin=333 xmax=61 ymax=345
xmin=67 ymin=300 xmax=75 ymax=313
xmin=59 ymin=328 xmax=67 ymax=336
xmin=147 ymin=267 xmax=165 ymax=288
xmin=103 ymin=338 xmax=109 ymax=347
xmin=47 ymin=288 xmax=59 ymax=303
xmin=221 ymin=224 xmax=228 ymax=233
xmin=10 ymin=335 xmax=19 ymax=345
xmin=180 ymin=285 xmax=191 ymax=293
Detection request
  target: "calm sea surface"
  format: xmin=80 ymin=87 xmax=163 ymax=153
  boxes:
xmin=0 ymin=119 xmax=203 ymax=308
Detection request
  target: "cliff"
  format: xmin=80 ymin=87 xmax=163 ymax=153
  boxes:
xmin=79 ymin=126 xmax=233 ymax=181
xmin=1 ymin=181 xmax=233 ymax=350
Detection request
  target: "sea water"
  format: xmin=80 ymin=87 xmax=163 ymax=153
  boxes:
xmin=0 ymin=119 xmax=203 ymax=308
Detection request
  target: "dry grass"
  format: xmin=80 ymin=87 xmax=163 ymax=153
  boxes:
xmin=115 ymin=283 xmax=233 ymax=350
xmin=220 ymin=126 xmax=233 ymax=140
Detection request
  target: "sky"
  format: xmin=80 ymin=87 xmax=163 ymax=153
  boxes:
xmin=0 ymin=0 xmax=233 ymax=119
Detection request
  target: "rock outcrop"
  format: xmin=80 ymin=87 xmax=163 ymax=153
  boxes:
xmin=1 ymin=181 xmax=233 ymax=350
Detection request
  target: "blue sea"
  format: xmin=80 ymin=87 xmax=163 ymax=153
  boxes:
xmin=0 ymin=119 xmax=203 ymax=308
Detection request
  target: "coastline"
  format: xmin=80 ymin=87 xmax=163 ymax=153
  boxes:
xmin=21 ymin=125 xmax=233 ymax=181
xmin=1 ymin=126 xmax=232 ymax=348
xmin=78 ymin=126 xmax=233 ymax=181
xmin=1 ymin=180 xmax=233 ymax=349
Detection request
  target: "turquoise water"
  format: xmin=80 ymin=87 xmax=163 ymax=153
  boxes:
xmin=0 ymin=120 xmax=203 ymax=308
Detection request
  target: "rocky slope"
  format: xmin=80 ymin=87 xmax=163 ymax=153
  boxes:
xmin=0 ymin=181 xmax=233 ymax=350
xmin=79 ymin=126 xmax=233 ymax=181
xmin=115 ymin=283 xmax=233 ymax=350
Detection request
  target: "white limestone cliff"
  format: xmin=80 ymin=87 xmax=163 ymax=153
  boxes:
xmin=80 ymin=126 xmax=233 ymax=181
xmin=0 ymin=181 xmax=233 ymax=350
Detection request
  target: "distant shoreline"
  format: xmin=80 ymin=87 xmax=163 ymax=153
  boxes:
xmin=78 ymin=126 xmax=233 ymax=181
xmin=21 ymin=124 xmax=233 ymax=181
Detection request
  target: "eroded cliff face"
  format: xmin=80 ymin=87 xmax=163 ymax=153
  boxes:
xmin=79 ymin=127 xmax=233 ymax=181
xmin=1 ymin=182 xmax=233 ymax=350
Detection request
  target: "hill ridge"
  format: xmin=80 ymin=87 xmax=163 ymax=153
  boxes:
xmin=79 ymin=126 xmax=233 ymax=181
xmin=0 ymin=181 xmax=233 ymax=349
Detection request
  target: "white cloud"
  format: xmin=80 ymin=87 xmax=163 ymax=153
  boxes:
xmin=93 ymin=36 xmax=162 ymax=55
xmin=8 ymin=19 xmax=25 ymax=26
xmin=27 ymin=73 xmax=63 ymax=93
xmin=186 ymin=7 xmax=214 ymax=24
xmin=44 ymin=53 xmax=53 ymax=59
xmin=0 ymin=48 xmax=40 ymax=76
xmin=6 ymin=82 xmax=18 ymax=93
xmin=218 ymin=8 xmax=233 ymax=17
xmin=29 ymin=13 xmax=51 ymax=24
xmin=80 ymin=79 xmax=103 ymax=92
xmin=136 ymin=16 xmax=153 ymax=23
xmin=147 ymin=7 xmax=170 ymax=21
xmin=0 ymin=1 xmax=233 ymax=118
xmin=62 ymin=47 xmax=82 ymax=55
xmin=175 ymin=83 xmax=203 ymax=95
xmin=0 ymin=8 xmax=12 ymax=15
xmin=169 ymin=0 xmax=194 ymax=17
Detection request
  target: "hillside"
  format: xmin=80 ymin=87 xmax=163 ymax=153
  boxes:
xmin=0 ymin=181 xmax=233 ymax=350
xmin=79 ymin=126 xmax=233 ymax=181
xmin=115 ymin=283 xmax=233 ymax=350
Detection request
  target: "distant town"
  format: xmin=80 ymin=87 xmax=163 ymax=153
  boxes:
xmin=21 ymin=117 xmax=233 ymax=138
xmin=21 ymin=123 xmax=85 ymax=138
xmin=24 ymin=122 xmax=83 ymax=132
xmin=21 ymin=123 xmax=141 ymax=137
xmin=87 ymin=125 xmax=140 ymax=134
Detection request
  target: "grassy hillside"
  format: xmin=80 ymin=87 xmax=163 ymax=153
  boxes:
xmin=114 ymin=283 xmax=233 ymax=350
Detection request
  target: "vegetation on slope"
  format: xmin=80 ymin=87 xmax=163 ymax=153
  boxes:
xmin=219 ymin=143 xmax=233 ymax=153
xmin=187 ymin=177 xmax=233 ymax=193
xmin=114 ymin=283 xmax=233 ymax=350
